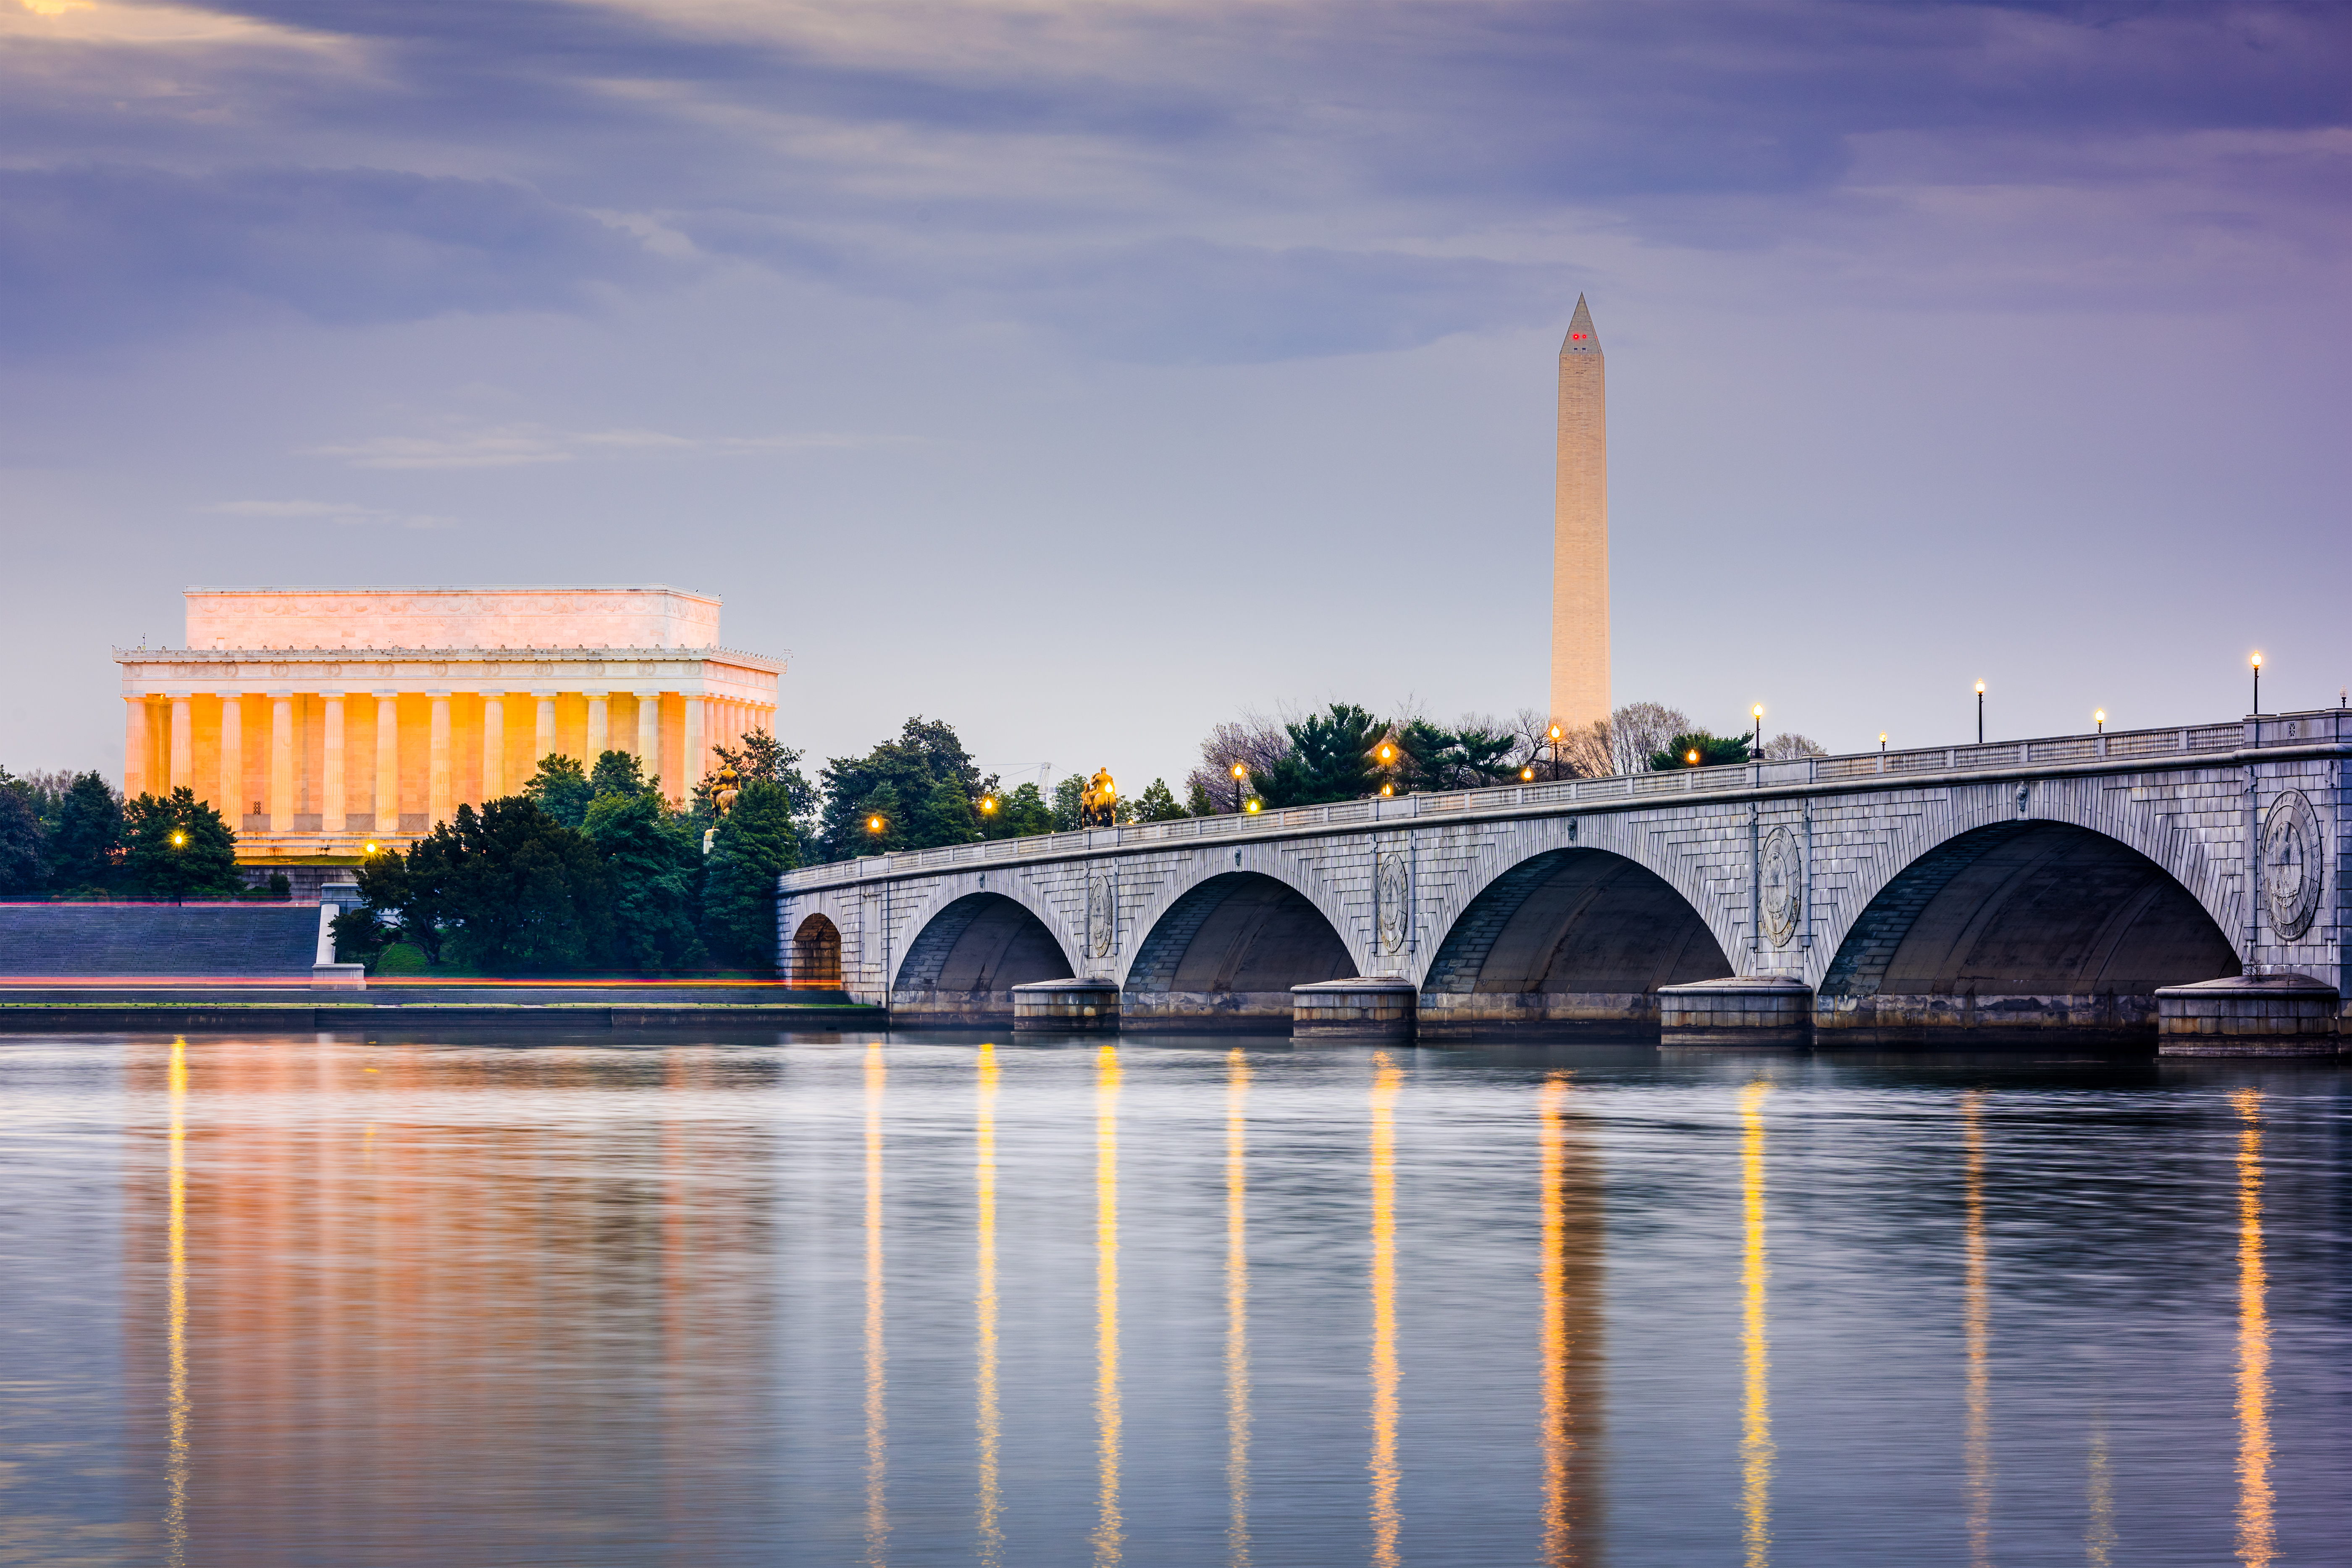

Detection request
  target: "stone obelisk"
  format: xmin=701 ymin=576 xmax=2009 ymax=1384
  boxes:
xmin=1550 ymin=294 xmax=1610 ymax=735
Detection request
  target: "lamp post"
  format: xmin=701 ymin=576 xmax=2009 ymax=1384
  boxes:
xmin=1230 ymin=762 xmax=1249 ymax=815
xmin=2251 ymin=652 xmax=2262 ymax=714
xmin=1879 ymin=732 xmax=1888 ymax=755
xmin=2094 ymin=710 xmax=2105 ymax=734
xmin=1751 ymin=705 xmax=1764 ymax=759
xmin=1546 ymin=723 xmax=1563 ymax=781
xmin=1976 ymin=681 xmax=1986 ymax=744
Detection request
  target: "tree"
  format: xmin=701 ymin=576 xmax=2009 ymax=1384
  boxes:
xmin=1649 ymin=732 xmax=1751 ymax=770
xmin=815 ymin=718 xmax=996 ymax=861
xmin=703 ymin=779 xmax=801 ymax=970
xmin=46 ymin=772 xmax=121 ymax=890
xmin=1257 ymin=703 xmax=1383 ymax=807
xmin=1386 ymin=718 xmax=1517 ymax=793
xmin=1184 ymin=779 xmax=1217 ymax=817
xmin=1760 ymin=732 xmax=1827 ymax=760
xmin=1184 ymin=713 xmax=1292 ymax=814
xmin=589 ymin=749 xmax=648 ymax=799
xmin=583 ymin=788 xmax=707 ymax=972
xmin=393 ymin=799 xmax=615 ymax=973
xmin=1130 ymin=778 xmax=1187 ymax=821
xmin=522 ymin=753 xmax=594 ymax=829
xmin=0 ymin=772 xmax=41 ymax=893
xmin=1606 ymin=703 xmax=1693 ymax=776
xmin=851 ymin=781 xmax=907 ymax=853
xmin=1051 ymin=774 xmax=1086 ymax=831
xmin=984 ymin=781 xmax=1055 ymax=839
xmin=703 ymin=732 xmax=817 ymax=823
xmin=121 ymin=788 xmax=240 ymax=900
xmin=915 ymin=778 xmax=981 ymax=844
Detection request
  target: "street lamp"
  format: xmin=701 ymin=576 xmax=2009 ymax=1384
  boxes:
xmin=2094 ymin=710 xmax=2105 ymax=734
xmin=1879 ymin=732 xmax=1888 ymax=755
xmin=866 ymin=814 xmax=886 ymax=837
xmin=1230 ymin=761 xmax=1249 ymax=815
xmin=1520 ymin=765 xmax=1536 ymax=781
xmin=1976 ymin=681 xmax=1986 ymax=744
xmin=1751 ymin=705 xmax=1764 ymax=758
xmin=1685 ymin=748 xmax=1701 ymax=766
xmin=2251 ymin=652 xmax=2262 ymax=714
xmin=1546 ymin=723 xmax=1563 ymax=781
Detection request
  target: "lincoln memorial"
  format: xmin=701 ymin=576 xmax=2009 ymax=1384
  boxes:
xmin=116 ymin=586 xmax=782 ymax=866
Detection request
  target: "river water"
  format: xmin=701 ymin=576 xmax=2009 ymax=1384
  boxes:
xmin=0 ymin=1031 xmax=2344 ymax=1566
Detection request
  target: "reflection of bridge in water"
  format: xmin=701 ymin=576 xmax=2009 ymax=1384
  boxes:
xmin=778 ymin=710 xmax=2348 ymax=1052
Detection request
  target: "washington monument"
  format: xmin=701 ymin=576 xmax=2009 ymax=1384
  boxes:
xmin=1550 ymin=294 xmax=1610 ymax=734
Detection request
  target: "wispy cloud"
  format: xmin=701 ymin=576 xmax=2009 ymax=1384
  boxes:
xmin=302 ymin=423 xmax=903 ymax=469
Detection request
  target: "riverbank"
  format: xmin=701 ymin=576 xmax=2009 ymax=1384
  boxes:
xmin=0 ymin=981 xmax=884 ymax=1031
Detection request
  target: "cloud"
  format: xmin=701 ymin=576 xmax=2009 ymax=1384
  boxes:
xmin=0 ymin=165 xmax=675 ymax=349
xmin=302 ymin=422 xmax=901 ymax=469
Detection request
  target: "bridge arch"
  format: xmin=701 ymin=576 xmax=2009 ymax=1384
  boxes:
xmin=888 ymin=880 xmax=1080 ymax=1026
xmin=1417 ymin=846 xmax=1735 ymax=1037
xmin=786 ymin=912 xmax=843 ymax=989
xmin=1816 ymin=814 xmax=2241 ymax=1041
xmin=1121 ymin=868 xmax=1358 ymax=1028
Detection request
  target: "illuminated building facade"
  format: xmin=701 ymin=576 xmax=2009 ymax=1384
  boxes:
xmin=114 ymin=585 xmax=782 ymax=865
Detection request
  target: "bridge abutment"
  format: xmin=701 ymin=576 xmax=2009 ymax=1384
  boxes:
xmin=2156 ymin=973 xmax=2344 ymax=1057
xmin=1012 ymin=978 xmax=1122 ymax=1032
xmin=1660 ymin=977 xmax=1811 ymax=1047
xmin=1292 ymin=978 xmax=1417 ymax=1040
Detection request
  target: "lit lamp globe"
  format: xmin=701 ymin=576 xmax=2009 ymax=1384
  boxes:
xmin=1685 ymin=749 xmax=1700 ymax=766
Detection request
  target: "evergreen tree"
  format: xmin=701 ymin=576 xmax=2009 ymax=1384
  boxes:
xmin=589 ymin=749 xmax=648 ymax=799
xmin=983 ymin=781 xmax=1055 ymax=839
xmin=704 ymin=732 xmax=817 ymax=822
xmin=815 ymin=718 xmax=996 ymax=860
xmin=915 ymin=778 xmax=980 ymax=844
xmin=46 ymin=772 xmax=121 ymax=890
xmin=1257 ymin=703 xmax=1383 ymax=806
xmin=522 ymin=753 xmax=595 ymax=828
xmin=393 ymin=799 xmax=615 ymax=972
xmin=1648 ymin=732 xmax=1751 ymax=770
xmin=1184 ymin=779 xmax=1217 ymax=817
xmin=703 ymin=779 xmax=801 ymax=970
xmin=0 ymin=772 xmax=42 ymax=893
xmin=584 ymin=789 xmax=707 ymax=972
xmin=121 ymin=788 xmax=239 ymax=900
xmin=1051 ymin=774 xmax=1086 ymax=830
xmin=1130 ymin=778 xmax=1187 ymax=821
xmin=850 ymin=782 xmax=906 ymax=853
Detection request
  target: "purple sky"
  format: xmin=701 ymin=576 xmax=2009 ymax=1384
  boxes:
xmin=2 ymin=0 xmax=2345 ymax=793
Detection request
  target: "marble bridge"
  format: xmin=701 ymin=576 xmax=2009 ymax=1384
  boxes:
xmin=774 ymin=709 xmax=2348 ymax=1054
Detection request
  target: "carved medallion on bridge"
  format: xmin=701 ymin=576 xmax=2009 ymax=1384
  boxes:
xmin=1759 ymin=825 xmax=1802 ymax=948
xmin=2262 ymin=788 xmax=2323 ymax=941
xmin=1086 ymin=875 xmax=1115 ymax=958
xmin=1375 ymin=852 xmax=1410 ymax=954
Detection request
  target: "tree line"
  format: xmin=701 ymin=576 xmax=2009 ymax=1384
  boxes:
xmin=0 ymin=769 xmax=248 ymax=900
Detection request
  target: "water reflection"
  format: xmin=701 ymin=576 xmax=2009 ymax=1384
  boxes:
xmin=864 ymin=1041 xmax=888 ymax=1568
xmin=2233 ymin=1089 xmax=2273 ymax=1568
xmin=1369 ymin=1054 xmax=1403 ymax=1568
xmin=976 ymin=1043 xmax=1003 ymax=1567
xmin=1093 ymin=1044 xmax=1124 ymax=1566
xmin=1538 ymin=1072 xmax=1604 ymax=1566
xmin=1225 ymin=1049 xmax=1252 ymax=1568
xmin=15 ymin=1035 xmax=2333 ymax=1566
xmin=1738 ymin=1081 xmax=1772 ymax=1568
xmin=165 ymin=1037 xmax=189 ymax=1568
xmin=1961 ymin=1090 xmax=1992 ymax=1567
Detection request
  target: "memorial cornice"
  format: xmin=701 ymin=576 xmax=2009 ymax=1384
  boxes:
xmin=116 ymin=644 xmax=785 ymax=679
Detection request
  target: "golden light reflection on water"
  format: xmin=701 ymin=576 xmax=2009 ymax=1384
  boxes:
xmin=164 ymin=1037 xmax=189 ymax=1568
xmin=1226 ymin=1049 xmax=1253 ymax=1568
xmin=1738 ymin=1081 xmax=1772 ymax=1568
xmin=1537 ymin=1072 xmax=1603 ymax=1566
xmin=976 ymin=1043 xmax=1003 ymax=1567
xmin=2084 ymin=1407 xmax=2113 ymax=1567
xmin=1961 ymin=1091 xmax=1992 ymax=1568
xmin=1093 ymin=1044 xmax=1124 ymax=1566
xmin=864 ymin=1042 xmax=888 ymax=1568
xmin=1369 ymin=1055 xmax=1402 ymax=1568
xmin=2231 ymin=1089 xmax=2273 ymax=1568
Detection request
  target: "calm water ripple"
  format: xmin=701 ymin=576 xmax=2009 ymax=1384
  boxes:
xmin=0 ymin=1031 xmax=2346 ymax=1566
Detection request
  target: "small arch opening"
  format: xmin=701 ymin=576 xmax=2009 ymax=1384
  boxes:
xmin=789 ymin=913 xmax=843 ymax=989
xmin=1125 ymin=871 xmax=1356 ymax=1028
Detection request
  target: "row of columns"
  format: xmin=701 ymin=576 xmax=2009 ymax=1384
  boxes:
xmin=132 ymin=690 xmax=773 ymax=836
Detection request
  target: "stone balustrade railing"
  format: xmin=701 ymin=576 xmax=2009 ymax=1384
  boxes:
xmin=778 ymin=708 xmax=2349 ymax=890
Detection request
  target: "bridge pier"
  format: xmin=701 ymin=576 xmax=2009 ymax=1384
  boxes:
xmin=1011 ymin=977 xmax=1121 ymax=1033
xmin=1292 ymin=978 xmax=1416 ymax=1041
xmin=1658 ymin=977 xmax=1811 ymax=1047
xmin=2156 ymin=973 xmax=2343 ymax=1057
